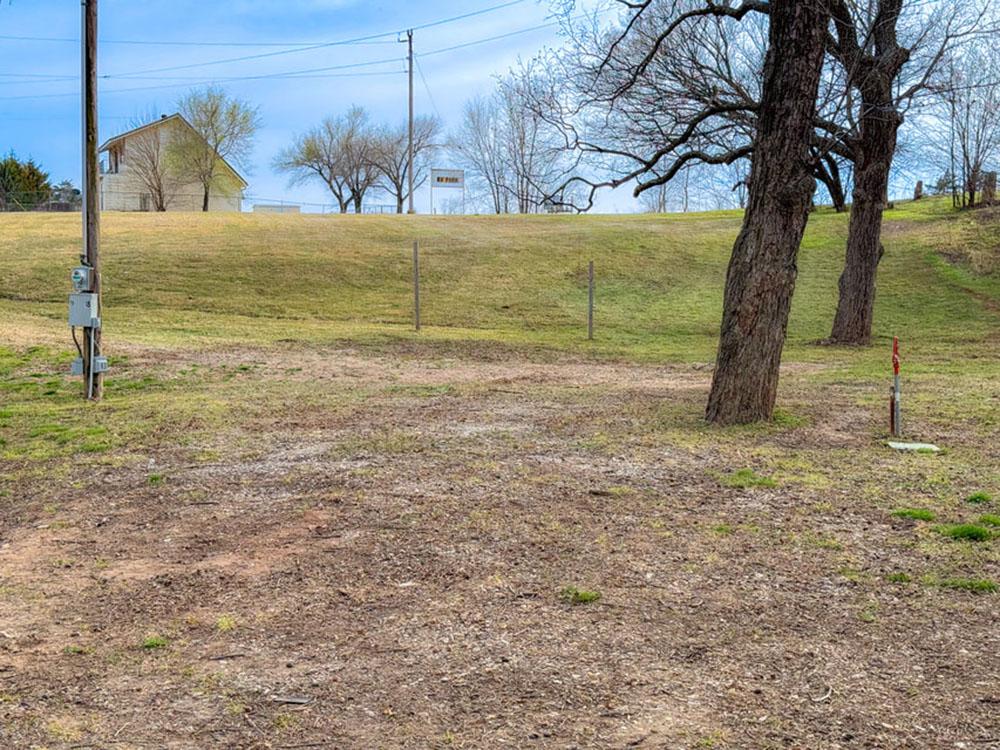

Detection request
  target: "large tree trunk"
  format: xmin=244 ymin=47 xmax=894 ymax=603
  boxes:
xmin=829 ymin=94 xmax=901 ymax=344
xmin=397 ymin=195 xmax=405 ymax=214
xmin=354 ymin=194 xmax=363 ymax=214
xmin=202 ymin=186 xmax=210 ymax=212
xmin=706 ymin=0 xmax=830 ymax=425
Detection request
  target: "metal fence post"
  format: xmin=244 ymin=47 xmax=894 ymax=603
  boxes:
xmin=587 ymin=260 xmax=594 ymax=341
xmin=413 ymin=240 xmax=421 ymax=332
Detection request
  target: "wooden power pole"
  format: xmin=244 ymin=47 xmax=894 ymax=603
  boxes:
xmin=406 ymin=29 xmax=415 ymax=214
xmin=81 ymin=0 xmax=103 ymax=400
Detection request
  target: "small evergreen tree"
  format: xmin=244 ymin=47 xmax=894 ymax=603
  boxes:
xmin=0 ymin=152 xmax=53 ymax=210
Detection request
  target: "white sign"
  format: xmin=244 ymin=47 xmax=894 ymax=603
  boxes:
xmin=431 ymin=168 xmax=465 ymax=188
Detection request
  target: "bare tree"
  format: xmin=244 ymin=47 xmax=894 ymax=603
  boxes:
xmin=171 ymin=86 xmax=260 ymax=211
xmin=450 ymin=95 xmax=511 ymax=214
xmin=450 ymin=74 xmax=573 ymax=214
xmin=274 ymin=107 xmax=381 ymax=214
xmin=371 ymin=115 xmax=441 ymax=214
xmin=546 ymin=0 xmax=993 ymax=344
xmin=545 ymin=0 xmax=829 ymax=423
xmin=930 ymin=44 xmax=1000 ymax=208
xmin=705 ymin=0 xmax=831 ymax=424
xmin=274 ymin=121 xmax=351 ymax=213
xmin=338 ymin=107 xmax=382 ymax=213
xmin=638 ymin=179 xmax=676 ymax=212
xmin=825 ymin=0 xmax=994 ymax=343
xmin=124 ymin=111 xmax=180 ymax=211
xmin=499 ymin=71 xmax=574 ymax=212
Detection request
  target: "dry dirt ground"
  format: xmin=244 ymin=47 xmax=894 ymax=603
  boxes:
xmin=1 ymin=343 xmax=998 ymax=749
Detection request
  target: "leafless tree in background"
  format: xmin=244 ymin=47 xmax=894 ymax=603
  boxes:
xmin=927 ymin=45 xmax=1000 ymax=208
xmin=274 ymin=107 xmax=381 ymax=214
xmin=450 ymin=95 xmax=510 ymax=214
xmin=124 ymin=111 xmax=180 ymax=211
xmin=449 ymin=74 xmax=574 ymax=214
xmin=498 ymin=72 xmax=574 ymax=213
xmin=371 ymin=115 xmax=441 ymax=214
xmin=275 ymin=120 xmax=351 ymax=213
xmin=337 ymin=107 xmax=381 ymax=214
xmin=171 ymin=86 xmax=260 ymax=211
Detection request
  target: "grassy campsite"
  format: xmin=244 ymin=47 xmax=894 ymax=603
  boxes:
xmin=1 ymin=200 xmax=998 ymax=747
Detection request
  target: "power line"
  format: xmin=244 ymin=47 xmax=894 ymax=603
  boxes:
xmin=414 ymin=56 xmax=442 ymax=121
xmin=417 ymin=8 xmax=613 ymax=59
xmin=0 ymin=34 xmax=397 ymax=47
xmin=0 ymin=69 xmax=406 ymax=102
xmin=0 ymin=10 xmax=571 ymax=101
xmin=100 ymin=0 xmax=527 ymax=78
xmin=0 ymin=0 xmax=527 ymax=50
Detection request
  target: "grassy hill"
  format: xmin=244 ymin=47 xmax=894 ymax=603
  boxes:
xmin=1 ymin=198 xmax=997 ymax=376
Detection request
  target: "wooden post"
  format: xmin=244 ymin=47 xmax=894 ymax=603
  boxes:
xmin=587 ymin=260 xmax=594 ymax=341
xmin=412 ymin=240 xmax=420 ymax=331
xmin=82 ymin=0 xmax=103 ymax=401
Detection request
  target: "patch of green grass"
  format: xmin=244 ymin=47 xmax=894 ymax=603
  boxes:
xmin=560 ymin=586 xmax=602 ymax=605
xmin=720 ymin=468 xmax=777 ymax=489
xmin=711 ymin=523 xmax=734 ymax=536
xmin=891 ymin=507 xmax=936 ymax=521
xmin=795 ymin=531 xmax=842 ymax=550
xmin=141 ymin=635 xmax=169 ymax=650
xmin=936 ymin=577 xmax=997 ymax=594
xmin=770 ymin=409 xmax=808 ymax=428
xmin=148 ymin=473 xmax=165 ymax=486
xmin=858 ymin=602 xmax=878 ymax=623
xmin=62 ymin=644 xmax=91 ymax=655
xmin=979 ymin=514 xmax=1000 ymax=527
xmin=216 ymin=615 xmax=237 ymax=632
xmin=966 ymin=491 xmax=992 ymax=505
xmin=934 ymin=524 xmax=993 ymax=542
xmin=886 ymin=572 xmax=912 ymax=584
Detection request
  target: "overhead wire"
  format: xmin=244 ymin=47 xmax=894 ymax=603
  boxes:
xmin=0 ymin=6 xmax=574 ymax=101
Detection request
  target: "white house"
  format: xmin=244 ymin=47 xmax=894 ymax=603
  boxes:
xmin=99 ymin=114 xmax=247 ymax=212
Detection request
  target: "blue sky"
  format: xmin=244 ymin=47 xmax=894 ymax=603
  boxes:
xmin=0 ymin=0 xmax=634 ymax=212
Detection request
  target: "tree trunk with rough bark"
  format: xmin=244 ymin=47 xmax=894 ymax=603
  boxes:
xmin=829 ymin=93 xmax=902 ymax=345
xmin=202 ymin=186 xmax=210 ymax=212
xmin=706 ymin=0 xmax=830 ymax=426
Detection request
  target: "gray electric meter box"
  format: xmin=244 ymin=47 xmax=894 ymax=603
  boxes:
xmin=71 ymin=356 xmax=108 ymax=376
xmin=71 ymin=266 xmax=92 ymax=292
xmin=68 ymin=292 xmax=99 ymax=327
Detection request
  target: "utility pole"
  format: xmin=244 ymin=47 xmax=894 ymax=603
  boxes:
xmin=66 ymin=0 xmax=106 ymax=399
xmin=80 ymin=0 xmax=104 ymax=401
xmin=406 ymin=29 xmax=415 ymax=214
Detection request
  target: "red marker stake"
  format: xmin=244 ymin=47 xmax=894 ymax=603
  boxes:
xmin=890 ymin=337 xmax=902 ymax=437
